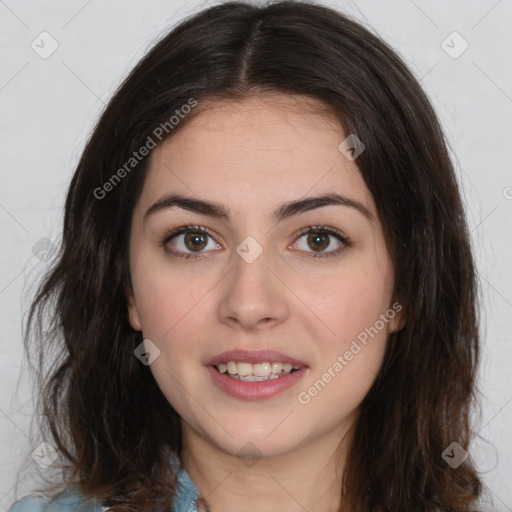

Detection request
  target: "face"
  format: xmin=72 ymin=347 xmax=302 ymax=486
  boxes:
xmin=126 ymin=94 xmax=403 ymax=460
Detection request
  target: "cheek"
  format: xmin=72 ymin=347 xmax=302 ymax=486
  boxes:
xmin=297 ymin=291 xmax=390 ymax=416
xmin=301 ymin=257 xmax=394 ymax=344
xmin=131 ymin=269 xmax=211 ymax=413
xmin=296 ymin=253 xmax=393 ymax=398
xmin=129 ymin=262 xmax=217 ymax=412
xmin=130 ymin=250 xmax=215 ymax=340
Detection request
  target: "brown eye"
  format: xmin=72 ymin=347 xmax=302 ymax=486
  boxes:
xmin=292 ymin=226 xmax=351 ymax=259
xmin=184 ymin=231 xmax=208 ymax=251
xmin=307 ymin=230 xmax=330 ymax=252
xmin=161 ymin=225 xmax=221 ymax=259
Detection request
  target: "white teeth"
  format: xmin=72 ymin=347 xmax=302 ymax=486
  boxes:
xmin=253 ymin=362 xmax=271 ymax=377
xmin=215 ymin=360 xmax=302 ymax=379
xmin=237 ymin=362 xmax=253 ymax=376
xmin=271 ymin=362 xmax=283 ymax=374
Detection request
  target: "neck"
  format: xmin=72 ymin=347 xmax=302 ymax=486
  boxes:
xmin=180 ymin=421 xmax=355 ymax=512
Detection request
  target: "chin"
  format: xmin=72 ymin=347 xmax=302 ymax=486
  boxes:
xmin=204 ymin=421 xmax=306 ymax=459
xmin=220 ymin=436 xmax=299 ymax=461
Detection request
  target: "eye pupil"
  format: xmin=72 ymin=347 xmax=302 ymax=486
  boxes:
xmin=185 ymin=232 xmax=207 ymax=251
xmin=308 ymin=231 xmax=329 ymax=251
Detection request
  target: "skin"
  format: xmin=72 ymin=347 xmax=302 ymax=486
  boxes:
xmin=126 ymin=93 xmax=404 ymax=512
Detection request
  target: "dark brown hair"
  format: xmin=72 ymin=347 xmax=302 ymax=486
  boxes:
xmin=23 ymin=1 xmax=484 ymax=510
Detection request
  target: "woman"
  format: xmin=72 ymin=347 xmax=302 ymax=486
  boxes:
xmin=9 ymin=1 xmax=483 ymax=511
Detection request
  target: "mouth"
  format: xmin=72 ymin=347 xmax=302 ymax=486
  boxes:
xmin=205 ymin=349 xmax=309 ymax=399
xmin=214 ymin=361 xmax=303 ymax=382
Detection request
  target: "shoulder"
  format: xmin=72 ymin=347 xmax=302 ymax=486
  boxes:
xmin=8 ymin=485 xmax=109 ymax=512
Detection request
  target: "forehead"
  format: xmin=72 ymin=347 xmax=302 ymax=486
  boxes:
xmin=136 ymin=94 xmax=375 ymax=220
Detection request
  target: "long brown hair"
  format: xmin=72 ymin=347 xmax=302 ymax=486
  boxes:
xmin=23 ymin=1 xmax=483 ymax=510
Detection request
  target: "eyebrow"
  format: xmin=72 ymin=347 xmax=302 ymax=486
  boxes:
xmin=144 ymin=192 xmax=375 ymax=223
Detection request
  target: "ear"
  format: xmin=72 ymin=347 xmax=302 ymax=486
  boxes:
xmin=126 ymin=287 xmax=142 ymax=331
xmin=388 ymin=301 xmax=406 ymax=333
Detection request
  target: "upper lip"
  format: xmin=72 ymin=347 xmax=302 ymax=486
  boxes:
xmin=205 ymin=349 xmax=308 ymax=367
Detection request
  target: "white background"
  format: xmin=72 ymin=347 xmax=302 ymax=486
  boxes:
xmin=0 ymin=0 xmax=511 ymax=510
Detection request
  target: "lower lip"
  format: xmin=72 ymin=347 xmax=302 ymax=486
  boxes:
xmin=206 ymin=365 xmax=308 ymax=400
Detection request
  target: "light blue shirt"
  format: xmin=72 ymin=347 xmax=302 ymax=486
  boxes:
xmin=8 ymin=456 xmax=201 ymax=512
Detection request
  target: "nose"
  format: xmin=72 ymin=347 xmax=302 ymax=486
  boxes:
xmin=217 ymin=247 xmax=290 ymax=331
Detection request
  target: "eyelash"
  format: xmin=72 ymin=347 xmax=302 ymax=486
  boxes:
xmin=159 ymin=225 xmax=351 ymax=260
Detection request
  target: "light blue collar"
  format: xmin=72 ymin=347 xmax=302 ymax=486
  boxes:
xmin=8 ymin=454 xmax=202 ymax=512
xmin=170 ymin=454 xmax=202 ymax=512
